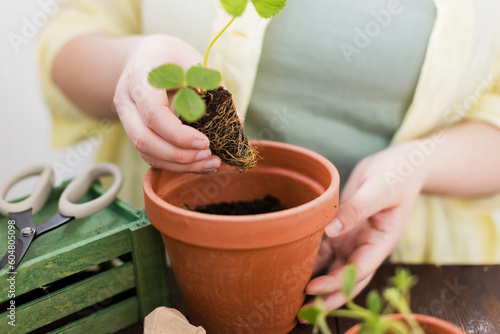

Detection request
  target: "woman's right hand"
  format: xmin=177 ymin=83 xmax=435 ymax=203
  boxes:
xmin=113 ymin=34 xmax=221 ymax=173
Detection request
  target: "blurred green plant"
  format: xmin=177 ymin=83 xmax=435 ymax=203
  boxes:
xmin=297 ymin=265 xmax=424 ymax=334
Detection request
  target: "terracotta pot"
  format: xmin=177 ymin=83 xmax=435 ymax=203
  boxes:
xmin=143 ymin=140 xmax=339 ymax=334
xmin=345 ymin=314 xmax=465 ymax=334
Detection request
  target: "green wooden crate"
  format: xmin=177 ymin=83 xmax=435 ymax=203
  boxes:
xmin=0 ymin=181 xmax=169 ymax=333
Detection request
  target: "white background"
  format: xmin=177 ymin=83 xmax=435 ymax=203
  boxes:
xmin=0 ymin=1 xmax=94 ymax=200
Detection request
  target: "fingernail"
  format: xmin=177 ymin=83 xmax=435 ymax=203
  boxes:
xmin=192 ymin=139 xmax=209 ymax=150
xmin=325 ymin=218 xmax=343 ymax=237
xmin=196 ymin=150 xmax=212 ymax=161
xmin=298 ymin=317 xmax=309 ymax=325
xmin=205 ymin=158 xmax=221 ymax=170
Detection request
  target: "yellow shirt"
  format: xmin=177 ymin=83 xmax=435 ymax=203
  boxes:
xmin=38 ymin=0 xmax=500 ymax=264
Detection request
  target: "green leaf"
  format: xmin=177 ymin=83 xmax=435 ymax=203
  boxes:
xmin=186 ymin=65 xmax=222 ymax=91
xmin=383 ymin=288 xmax=400 ymax=306
xmin=148 ymin=64 xmax=185 ymax=90
xmin=297 ymin=306 xmax=320 ymax=325
xmin=297 ymin=297 xmax=328 ymax=325
xmin=390 ymin=268 xmax=417 ymax=291
xmin=174 ymin=87 xmax=206 ymax=122
xmin=251 ymin=0 xmax=287 ymax=18
xmin=220 ymin=0 xmax=247 ymax=17
xmin=341 ymin=264 xmax=357 ymax=299
xmin=366 ymin=291 xmax=382 ymax=314
xmin=389 ymin=267 xmax=417 ymax=305
xmin=383 ymin=287 xmax=411 ymax=315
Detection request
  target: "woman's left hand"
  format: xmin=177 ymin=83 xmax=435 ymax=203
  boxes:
xmin=303 ymin=141 xmax=428 ymax=310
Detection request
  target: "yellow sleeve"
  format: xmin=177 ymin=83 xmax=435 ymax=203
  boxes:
xmin=37 ymin=0 xmax=141 ymax=147
xmin=464 ymin=56 xmax=500 ymax=129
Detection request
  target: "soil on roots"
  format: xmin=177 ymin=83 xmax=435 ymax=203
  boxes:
xmin=182 ymin=87 xmax=258 ymax=171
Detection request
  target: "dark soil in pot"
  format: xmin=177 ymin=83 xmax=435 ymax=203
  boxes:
xmin=188 ymin=195 xmax=285 ymax=215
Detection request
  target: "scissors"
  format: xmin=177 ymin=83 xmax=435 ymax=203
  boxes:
xmin=0 ymin=163 xmax=123 ymax=271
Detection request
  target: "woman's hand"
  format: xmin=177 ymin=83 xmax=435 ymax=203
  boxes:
xmin=304 ymin=141 xmax=428 ymax=310
xmin=301 ymin=121 xmax=500 ymax=313
xmin=113 ymin=34 xmax=223 ymax=173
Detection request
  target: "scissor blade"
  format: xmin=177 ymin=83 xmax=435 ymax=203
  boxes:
xmin=13 ymin=235 xmax=34 ymax=271
xmin=0 ymin=239 xmax=23 ymax=272
xmin=1 ymin=236 xmax=34 ymax=271
xmin=9 ymin=209 xmax=35 ymax=230
xmin=35 ymin=212 xmax=74 ymax=237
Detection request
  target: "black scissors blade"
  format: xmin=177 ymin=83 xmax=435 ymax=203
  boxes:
xmin=13 ymin=235 xmax=34 ymax=270
xmin=35 ymin=212 xmax=74 ymax=237
xmin=0 ymin=236 xmax=33 ymax=272
xmin=1 ymin=211 xmax=73 ymax=272
xmin=3 ymin=209 xmax=37 ymax=271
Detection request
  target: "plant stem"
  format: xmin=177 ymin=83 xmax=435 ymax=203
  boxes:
xmin=401 ymin=313 xmax=424 ymax=334
xmin=327 ymin=309 xmax=367 ymax=319
xmin=203 ymin=17 xmax=236 ymax=67
xmin=381 ymin=318 xmax=411 ymax=334
xmin=316 ymin=316 xmax=332 ymax=334
xmin=346 ymin=300 xmax=372 ymax=315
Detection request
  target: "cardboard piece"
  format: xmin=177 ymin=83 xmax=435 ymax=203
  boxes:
xmin=143 ymin=307 xmax=206 ymax=334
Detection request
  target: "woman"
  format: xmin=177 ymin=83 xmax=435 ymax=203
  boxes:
xmin=38 ymin=0 xmax=500 ymax=310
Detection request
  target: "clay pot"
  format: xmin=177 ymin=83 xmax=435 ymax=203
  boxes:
xmin=143 ymin=140 xmax=339 ymax=334
xmin=345 ymin=314 xmax=465 ymax=334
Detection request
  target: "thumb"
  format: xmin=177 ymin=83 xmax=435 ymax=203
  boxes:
xmin=325 ymin=180 xmax=388 ymax=238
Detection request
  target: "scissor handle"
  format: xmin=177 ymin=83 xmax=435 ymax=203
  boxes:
xmin=0 ymin=164 xmax=54 ymax=217
xmin=58 ymin=163 xmax=123 ymax=219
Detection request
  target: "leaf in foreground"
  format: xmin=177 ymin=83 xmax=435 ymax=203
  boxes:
xmin=148 ymin=64 xmax=184 ymax=90
xmin=297 ymin=305 xmax=320 ymax=325
xmin=366 ymin=290 xmax=382 ymax=314
xmin=186 ymin=65 xmax=222 ymax=91
xmin=341 ymin=264 xmax=357 ymax=299
xmin=174 ymin=87 xmax=205 ymax=122
xmin=220 ymin=0 xmax=247 ymax=17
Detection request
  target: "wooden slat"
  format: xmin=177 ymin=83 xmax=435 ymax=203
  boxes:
xmin=129 ymin=219 xmax=170 ymax=319
xmin=50 ymin=297 xmax=140 ymax=334
xmin=0 ymin=226 xmax=132 ymax=299
xmin=335 ymin=264 xmax=465 ymax=333
xmin=0 ymin=262 xmax=136 ymax=333
xmin=438 ymin=265 xmax=500 ymax=333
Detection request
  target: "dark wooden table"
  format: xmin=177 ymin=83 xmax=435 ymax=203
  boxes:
xmin=119 ymin=264 xmax=500 ymax=334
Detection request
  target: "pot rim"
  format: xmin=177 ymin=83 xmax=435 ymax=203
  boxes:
xmin=144 ymin=140 xmax=340 ymax=223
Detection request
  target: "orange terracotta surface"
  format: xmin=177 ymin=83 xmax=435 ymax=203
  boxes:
xmin=144 ymin=140 xmax=340 ymax=334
